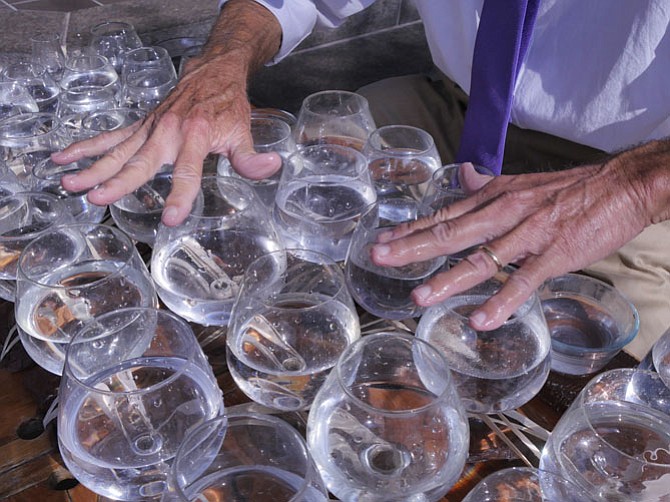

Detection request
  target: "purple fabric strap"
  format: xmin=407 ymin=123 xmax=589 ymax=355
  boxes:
xmin=456 ymin=0 xmax=540 ymax=175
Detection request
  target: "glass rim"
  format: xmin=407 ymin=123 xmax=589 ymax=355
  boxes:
xmin=30 ymin=32 xmax=61 ymax=43
xmin=430 ymin=162 xmax=496 ymax=188
xmin=286 ymin=143 xmax=369 ymax=179
xmin=0 ymin=112 xmax=62 ymax=140
xmin=430 ymin=278 xmax=545 ymax=327
xmin=464 ymin=466 xmax=594 ymax=500
xmin=111 ymin=171 xmax=171 ymax=213
xmin=81 ymin=107 xmax=146 ymax=132
xmin=90 ymin=20 xmax=136 ymax=35
xmin=173 ymin=410 xmax=318 ymax=501
xmin=0 ymin=191 xmax=66 ymax=242
xmin=576 ymin=368 xmax=670 ymax=467
xmin=63 ymin=307 xmax=197 ymax=395
xmin=32 ymin=157 xmax=89 ymax=180
xmin=336 ymin=331 xmax=457 ymax=415
xmin=366 ymin=124 xmax=437 ymax=156
xmin=17 ymin=222 xmax=137 ymax=288
xmin=248 ymin=114 xmax=293 ymax=150
xmin=251 ymin=107 xmax=297 ymax=128
xmin=301 ymin=89 xmax=370 ymax=116
xmin=63 ymin=53 xmax=115 ymax=72
xmin=357 ymin=196 xmax=433 ymax=228
xmin=185 ymin=175 xmax=258 ymax=221
xmin=652 ymin=327 xmax=670 ymax=370
xmin=61 ymin=76 xmax=119 ymax=91
xmin=122 ymin=45 xmax=170 ymax=63
xmin=1 ymin=60 xmax=48 ymax=79
xmin=243 ymin=247 xmax=346 ymax=309
xmin=542 ymin=272 xmax=640 ymax=353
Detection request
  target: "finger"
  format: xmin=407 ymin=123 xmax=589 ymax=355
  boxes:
xmin=459 ymin=162 xmax=494 ymax=193
xmin=450 ymin=167 xmax=593 ymax=220
xmin=61 ymin=127 xmax=159 ymax=198
xmin=60 ymin=122 xmax=156 ymax=193
xmin=51 ymin=121 xmax=142 ymax=163
xmin=227 ymin=122 xmax=282 ymax=179
xmin=372 ymin=193 xmax=534 ymax=267
xmin=231 ymin=151 xmax=283 ymax=180
xmin=374 ymin=167 xmax=501 ymax=245
xmin=467 ymin=256 xmax=549 ymax=331
xmin=85 ymin=152 xmax=164 ymax=207
xmin=161 ymin=120 xmax=209 ymax=226
xmin=67 ymin=114 xmax=183 ymax=203
xmin=376 ymin=207 xmax=454 ymax=243
xmin=410 ymin=245 xmax=506 ymax=306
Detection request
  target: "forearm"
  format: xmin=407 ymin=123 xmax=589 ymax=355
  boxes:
xmin=605 ymin=137 xmax=670 ymax=227
xmin=199 ymin=0 xmax=282 ymax=77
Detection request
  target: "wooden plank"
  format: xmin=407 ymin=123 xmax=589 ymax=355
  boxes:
xmin=0 ymin=434 xmax=55 ymax=473
xmin=0 ymin=452 xmax=71 ymax=499
xmin=4 ymin=477 xmax=97 ymax=502
xmin=0 ymin=371 xmax=39 ymax=448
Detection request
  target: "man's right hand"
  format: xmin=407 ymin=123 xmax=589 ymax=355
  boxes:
xmin=51 ymin=0 xmax=283 ymax=226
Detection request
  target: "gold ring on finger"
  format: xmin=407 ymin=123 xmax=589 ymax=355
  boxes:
xmin=478 ymin=245 xmax=504 ymax=272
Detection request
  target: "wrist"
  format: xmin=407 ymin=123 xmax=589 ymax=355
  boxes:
xmin=606 ymin=138 xmax=670 ymax=226
xmin=204 ymin=0 xmax=282 ymax=73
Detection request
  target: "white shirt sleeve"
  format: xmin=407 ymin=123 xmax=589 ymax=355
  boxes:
xmin=218 ymin=0 xmax=376 ymax=63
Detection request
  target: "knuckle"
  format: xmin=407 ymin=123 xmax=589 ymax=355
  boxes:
xmin=432 ymin=205 xmax=456 ymax=222
xmin=506 ymin=271 xmax=539 ymax=297
xmin=104 ymin=144 xmax=132 ymax=164
xmin=429 ymin=220 xmax=459 ymax=246
xmin=497 ymin=189 xmax=527 ymax=206
xmin=124 ymin=155 xmax=152 ymax=172
xmin=464 ymin=250 xmax=494 ymax=272
xmin=155 ymin=110 xmax=181 ymax=130
xmin=172 ymin=165 xmax=202 ymax=182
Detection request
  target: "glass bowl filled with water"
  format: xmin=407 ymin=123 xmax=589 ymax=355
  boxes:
xmin=540 ymin=273 xmax=639 ymax=376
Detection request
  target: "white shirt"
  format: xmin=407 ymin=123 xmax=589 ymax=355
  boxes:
xmin=224 ymin=0 xmax=670 ymax=153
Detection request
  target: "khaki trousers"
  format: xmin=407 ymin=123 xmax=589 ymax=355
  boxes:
xmin=358 ymin=72 xmax=670 ymax=360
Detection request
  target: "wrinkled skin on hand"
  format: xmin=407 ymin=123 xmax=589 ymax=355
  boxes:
xmin=371 ymin=139 xmax=670 ymax=332
xmin=51 ymin=0 xmax=282 ymax=226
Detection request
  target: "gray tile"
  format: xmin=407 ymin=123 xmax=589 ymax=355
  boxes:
xmin=399 ymin=0 xmax=421 ymax=24
xmin=0 ymin=52 xmax=29 ymax=75
xmin=249 ymin=22 xmax=432 ymax=114
xmin=0 ymin=10 xmax=66 ymax=53
xmin=295 ymin=0 xmax=403 ymax=51
xmin=13 ymin=0 xmax=98 ymax=11
xmin=67 ymin=0 xmax=217 ymax=49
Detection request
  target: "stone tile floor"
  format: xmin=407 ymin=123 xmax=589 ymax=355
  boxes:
xmin=0 ymin=0 xmax=126 ymax=11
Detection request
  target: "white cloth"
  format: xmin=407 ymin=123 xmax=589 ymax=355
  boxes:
xmin=222 ymin=0 xmax=670 ymax=154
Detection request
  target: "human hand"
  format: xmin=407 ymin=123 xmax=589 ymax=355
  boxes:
xmin=50 ymin=0 xmax=283 ymax=226
xmin=371 ymin=144 xmax=670 ymax=331
xmin=51 ymin=59 xmax=280 ymax=226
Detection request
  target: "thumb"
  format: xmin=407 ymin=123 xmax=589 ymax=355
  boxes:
xmin=229 ymin=149 xmax=283 ymax=180
xmin=460 ymin=162 xmax=495 ymax=194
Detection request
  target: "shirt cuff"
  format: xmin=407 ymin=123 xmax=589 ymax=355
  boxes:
xmin=219 ymin=0 xmax=318 ymax=64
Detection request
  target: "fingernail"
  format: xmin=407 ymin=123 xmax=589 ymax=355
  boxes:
xmin=376 ymin=231 xmax=393 ymax=243
xmin=413 ymin=285 xmax=432 ymax=303
xmin=470 ymin=310 xmax=487 ymax=328
xmin=374 ymin=244 xmax=390 ymax=257
xmin=162 ymin=206 xmax=179 ymax=225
